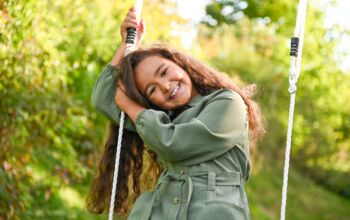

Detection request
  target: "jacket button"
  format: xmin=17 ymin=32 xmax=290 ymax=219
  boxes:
xmin=173 ymin=197 xmax=180 ymax=204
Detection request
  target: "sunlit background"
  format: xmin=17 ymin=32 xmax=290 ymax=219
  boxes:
xmin=175 ymin=0 xmax=350 ymax=70
xmin=1 ymin=0 xmax=349 ymax=219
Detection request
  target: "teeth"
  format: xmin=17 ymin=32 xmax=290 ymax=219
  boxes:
xmin=170 ymin=84 xmax=179 ymax=98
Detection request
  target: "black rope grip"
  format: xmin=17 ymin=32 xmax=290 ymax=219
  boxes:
xmin=126 ymin=27 xmax=136 ymax=44
xmin=290 ymin=37 xmax=299 ymax=57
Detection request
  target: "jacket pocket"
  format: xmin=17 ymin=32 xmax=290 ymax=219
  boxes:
xmin=205 ymin=185 xmax=247 ymax=212
xmin=204 ymin=172 xmax=247 ymax=212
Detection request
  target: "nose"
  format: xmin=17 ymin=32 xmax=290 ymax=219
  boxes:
xmin=160 ymin=81 xmax=171 ymax=92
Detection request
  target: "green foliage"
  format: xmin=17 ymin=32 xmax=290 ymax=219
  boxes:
xmin=203 ymin=0 xmax=296 ymax=33
xmin=203 ymin=0 xmax=247 ymax=26
xmin=0 ymin=0 xmax=183 ymax=218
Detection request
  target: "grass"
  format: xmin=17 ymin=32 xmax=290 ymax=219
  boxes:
xmin=247 ymin=161 xmax=350 ymax=220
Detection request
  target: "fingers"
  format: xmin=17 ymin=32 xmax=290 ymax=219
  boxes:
xmin=122 ymin=7 xmax=139 ymax=30
xmin=126 ymin=8 xmax=137 ymax=23
xmin=139 ymin=19 xmax=146 ymax=34
xmin=122 ymin=19 xmax=138 ymax=30
xmin=120 ymin=7 xmax=145 ymax=45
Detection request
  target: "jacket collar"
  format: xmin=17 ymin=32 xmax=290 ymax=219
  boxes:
xmin=188 ymin=93 xmax=203 ymax=107
xmin=167 ymin=94 xmax=204 ymax=119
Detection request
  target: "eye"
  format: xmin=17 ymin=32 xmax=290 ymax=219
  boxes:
xmin=160 ymin=67 xmax=168 ymax=77
xmin=148 ymin=87 xmax=155 ymax=97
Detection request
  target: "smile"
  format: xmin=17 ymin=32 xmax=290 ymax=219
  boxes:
xmin=170 ymin=84 xmax=180 ymax=99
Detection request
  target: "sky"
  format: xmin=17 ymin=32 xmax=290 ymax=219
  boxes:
xmin=174 ymin=0 xmax=210 ymax=48
xmin=324 ymin=0 xmax=350 ymax=29
xmin=174 ymin=0 xmax=350 ymax=71
xmin=324 ymin=0 xmax=350 ymax=71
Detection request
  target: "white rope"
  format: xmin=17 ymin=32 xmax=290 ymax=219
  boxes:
xmin=108 ymin=1 xmax=143 ymax=220
xmin=280 ymin=1 xmax=308 ymax=220
xmin=108 ymin=112 xmax=125 ymax=220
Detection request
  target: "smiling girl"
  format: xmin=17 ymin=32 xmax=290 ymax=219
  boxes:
xmin=87 ymin=7 xmax=264 ymax=220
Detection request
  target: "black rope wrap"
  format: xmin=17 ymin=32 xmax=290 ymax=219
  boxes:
xmin=290 ymin=37 xmax=299 ymax=57
xmin=126 ymin=27 xmax=137 ymax=44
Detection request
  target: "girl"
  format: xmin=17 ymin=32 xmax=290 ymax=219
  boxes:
xmin=87 ymin=7 xmax=264 ymax=220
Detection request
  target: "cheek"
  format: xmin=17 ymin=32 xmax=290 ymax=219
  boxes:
xmin=148 ymin=92 xmax=162 ymax=104
xmin=134 ymin=79 xmax=143 ymax=94
xmin=134 ymin=69 xmax=150 ymax=94
xmin=183 ymin=73 xmax=192 ymax=86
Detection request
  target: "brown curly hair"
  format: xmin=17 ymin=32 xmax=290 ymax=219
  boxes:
xmin=86 ymin=46 xmax=265 ymax=216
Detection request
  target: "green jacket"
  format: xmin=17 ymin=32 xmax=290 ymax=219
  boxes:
xmin=92 ymin=64 xmax=251 ymax=220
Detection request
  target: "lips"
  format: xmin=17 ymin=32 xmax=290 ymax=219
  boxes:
xmin=170 ymin=83 xmax=180 ymax=99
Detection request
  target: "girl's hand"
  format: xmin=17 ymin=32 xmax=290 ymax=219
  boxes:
xmin=110 ymin=7 xmax=145 ymax=66
xmin=115 ymin=83 xmax=132 ymax=112
xmin=115 ymin=82 xmax=146 ymax=123
xmin=120 ymin=7 xmax=146 ymax=49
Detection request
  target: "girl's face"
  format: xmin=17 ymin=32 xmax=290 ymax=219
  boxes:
xmin=134 ymin=55 xmax=198 ymax=110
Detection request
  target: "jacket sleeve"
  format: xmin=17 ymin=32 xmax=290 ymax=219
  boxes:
xmin=135 ymin=90 xmax=248 ymax=165
xmin=91 ymin=64 xmax=137 ymax=132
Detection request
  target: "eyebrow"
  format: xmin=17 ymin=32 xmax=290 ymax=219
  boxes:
xmin=144 ymin=63 xmax=166 ymax=97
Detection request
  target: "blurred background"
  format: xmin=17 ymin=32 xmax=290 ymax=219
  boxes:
xmin=1 ymin=0 xmax=349 ymax=219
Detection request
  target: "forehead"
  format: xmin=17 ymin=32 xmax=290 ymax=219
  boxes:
xmin=134 ymin=56 xmax=169 ymax=89
xmin=135 ymin=55 xmax=168 ymax=75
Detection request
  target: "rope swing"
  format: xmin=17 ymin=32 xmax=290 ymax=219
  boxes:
xmin=108 ymin=1 xmax=144 ymax=220
xmin=280 ymin=1 xmax=308 ymax=220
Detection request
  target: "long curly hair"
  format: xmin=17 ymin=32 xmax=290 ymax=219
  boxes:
xmin=86 ymin=46 xmax=265 ymax=216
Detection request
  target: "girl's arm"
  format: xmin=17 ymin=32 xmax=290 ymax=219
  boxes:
xmin=134 ymin=89 xmax=249 ymax=166
xmin=91 ymin=8 xmax=145 ymax=132
xmin=91 ymin=59 xmax=137 ymax=132
xmin=110 ymin=44 xmax=126 ymax=66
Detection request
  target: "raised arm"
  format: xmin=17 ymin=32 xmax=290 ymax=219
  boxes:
xmin=91 ymin=7 xmax=146 ymax=132
xmin=91 ymin=60 xmax=137 ymax=132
